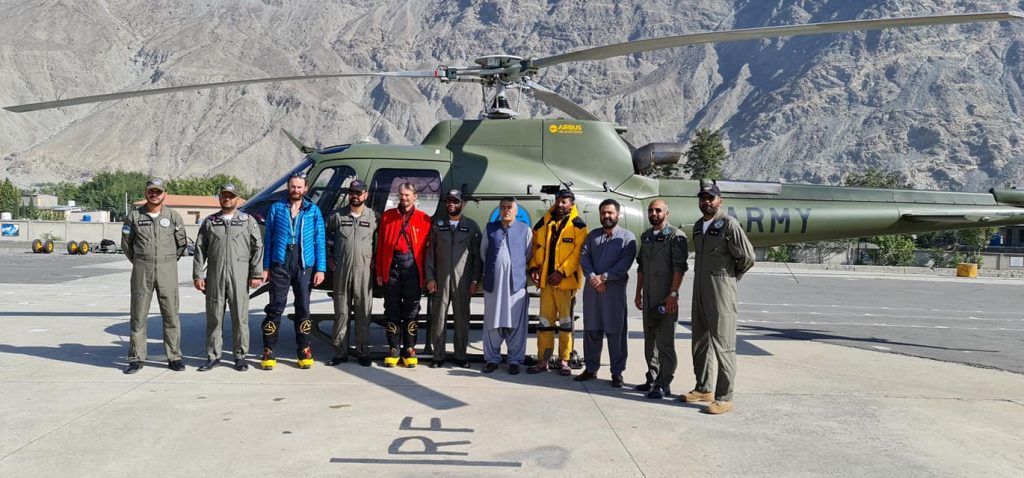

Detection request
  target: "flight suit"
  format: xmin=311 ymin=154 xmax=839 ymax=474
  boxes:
xmin=424 ymin=215 xmax=482 ymax=363
xmin=690 ymin=211 xmax=755 ymax=401
xmin=193 ymin=211 xmax=264 ymax=361
xmin=122 ymin=206 xmax=188 ymax=363
xmin=637 ymin=225 xmax=689 ymax=389
xmin=326 ymin=206 xmax=378 ymax=359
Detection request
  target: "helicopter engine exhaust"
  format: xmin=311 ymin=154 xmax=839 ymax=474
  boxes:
xmin=632 ymin=142 xmax=686 ymax=174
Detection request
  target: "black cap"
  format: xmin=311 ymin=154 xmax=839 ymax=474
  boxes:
xmin=348 ymin=179 xmax=367 ymax=193
xmin=445 ymin=189 xmax=463 ymax=202
xmin=697 ymin=181 xmax=721 ymax=198
xmin=146 ymin=177 xmax=166 ymax=192
xmin=555 ymin=189 xmax=575 ymax=200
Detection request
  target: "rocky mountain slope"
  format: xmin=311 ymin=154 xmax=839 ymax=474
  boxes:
xmin=2 ymin=0 xmax=1024 ymax=192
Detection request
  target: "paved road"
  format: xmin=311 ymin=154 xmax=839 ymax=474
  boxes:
xmin=0 ymin=249 xmax=126 ymax=284
xmin=724 ymin=270 xmax=1024 ymax=373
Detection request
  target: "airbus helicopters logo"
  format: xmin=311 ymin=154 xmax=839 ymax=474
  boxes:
xmin=548 ymin=124 xmax=583 ymax=135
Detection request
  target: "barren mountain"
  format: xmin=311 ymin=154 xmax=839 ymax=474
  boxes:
xmin=2 ymin=0 xmax=1024 ymax=192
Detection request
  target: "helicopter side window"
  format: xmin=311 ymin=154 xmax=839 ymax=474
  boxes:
xmin=307 ymin=166 xmax=356 ymax=215
xmin=369 ymin=169 xmax=442 ymax=216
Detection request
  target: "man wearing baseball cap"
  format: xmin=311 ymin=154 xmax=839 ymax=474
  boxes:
xmin=325 ymin=179 xmax=379 ymax=367
xmin=193 ymin=183 xmax=264 ymax=371
xmin=424 ymin=189 xmax=481 ymax=368
xmin=121 ymin=177 xmax=188 ymax=374
xmin=683 ymin=179 xmax=754 ymax=414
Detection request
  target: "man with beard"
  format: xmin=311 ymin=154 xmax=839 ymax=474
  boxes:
xmin=683 ymin=180 xmax=754 ymax=414
xmin=375 ymin=182 xmax=431 ymax=368
xmin=326 ymin=179 xmax=378 ymax=367
xmin=193 ymin=183 xmax=264 ymax=372
xmin=634 ymin=199 xmax=688 ymax=398
xmin=576 ymin=199 xmax=637 ymax=387
xmin=425 ymin=189 xmax=481 ymax=368
xmin=260 ymin=173 xmax=326 ymax=370
xmin=121 ymin=177 xmax=188 ymax=374
xmin=480 ymin=197 xmax=533 ymax=374
xmin=527 ymin=189 xmax=588 ymax=376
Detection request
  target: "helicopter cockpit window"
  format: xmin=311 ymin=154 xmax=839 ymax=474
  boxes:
xmin=369 ymin=169 xmax=442 ymax=216
xmin=306 ymin=166 xmax=356 ymax=214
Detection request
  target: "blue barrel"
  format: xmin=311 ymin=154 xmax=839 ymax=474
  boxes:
xmin=82 ymin=215 xmax=92 ymax=222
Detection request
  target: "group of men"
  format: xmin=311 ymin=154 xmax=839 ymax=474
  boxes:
xmin=120 ymin=174 xmax=754 ymax=414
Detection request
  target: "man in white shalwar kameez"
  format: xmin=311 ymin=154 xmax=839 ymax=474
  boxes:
xmin=480 ymin=197 xmax=533 ymax=375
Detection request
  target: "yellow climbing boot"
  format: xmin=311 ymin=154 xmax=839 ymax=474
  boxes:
xmin=260 ymin=348 xmax=276 ymax=370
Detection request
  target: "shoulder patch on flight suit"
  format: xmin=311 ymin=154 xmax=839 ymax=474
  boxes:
xmin=159 ymin=218 xmax=171 ymax=227
xmin=572 ymin=217 xmax=586 ymax=229
xmin=238 ymin=212 xmax=249 ymax=221
xmin=122 ymin=225 xmax=131 ymax=235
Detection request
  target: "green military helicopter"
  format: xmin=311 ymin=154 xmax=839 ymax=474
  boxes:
xmin=6 ymin=11 xmax=1024 ymax=251
xmin=8 ymin=10 xmax=1024 ymax=356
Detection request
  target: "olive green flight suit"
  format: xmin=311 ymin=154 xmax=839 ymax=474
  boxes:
xmin=424 ymin=215 xmax=482 ymax=362
xmin=690 ymin=211 xmax=754 ymax=401
xmin=637 ymin=225 xmax=689 ymax=389
xmin=193 ymin=211 xmax=264 ymax=360
xmin=122 ymin=206 xmax=188 ymax=363
xmin=326 ymin=206 xmax=378 ymax=359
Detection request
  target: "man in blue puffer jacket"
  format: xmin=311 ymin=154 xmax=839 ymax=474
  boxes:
xmin=260 ymin=173 xmax=326 ymax=370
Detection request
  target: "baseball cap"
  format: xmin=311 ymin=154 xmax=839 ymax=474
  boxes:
xmin=348 ymin=179 xmax=368 ymax=193
xmin=146 ymin=178 xmax=166 ymax=192
xmin=445 ymin=189 xmax=463 ymax=202
xmin=555 ymin=189 xmax=575 ymax=200
xmin=697 ymin=181 xmax=721 ymax=198
xmin=219 ymin=183 xmax=238 ymax=196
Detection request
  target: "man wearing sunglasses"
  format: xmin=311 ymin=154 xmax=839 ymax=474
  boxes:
xmin=259 ymin=173 xmax=326 ymax=370
xmin=634 ymin=199 xmax=688 ymax=399
xmin=121 ymin=177 xmax=188 ymax=374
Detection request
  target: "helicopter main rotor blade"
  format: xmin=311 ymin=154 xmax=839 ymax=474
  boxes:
xmin=523 ymin=81 xmax=599 ymax=121
xmin=531 ymin=11 xmax=1023 ymax=69
xmin=3 ymin=71 xmax=438 ymax=113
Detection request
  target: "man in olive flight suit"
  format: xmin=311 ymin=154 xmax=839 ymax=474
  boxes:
xmin=425 ymin=189 xmax=482 ymax=369
xmin=634 ymin=198 xmax=688 ymax=400
xmin=683 ymin=180 xmax=755 ymax=415
xmin=193 ymin=183 xmax=264 ymax=372
xmin=121 ymin=177 xmax=188 ymax=374
xmin=325 ymin=179 xmax=378 ymax=367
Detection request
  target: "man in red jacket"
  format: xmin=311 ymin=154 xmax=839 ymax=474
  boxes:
xmin=375 ymin=182 xmax=432 ymax=367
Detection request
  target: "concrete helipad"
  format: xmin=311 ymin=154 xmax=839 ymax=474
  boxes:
xmin=1 ymin=256 xmax=1022 ymax=476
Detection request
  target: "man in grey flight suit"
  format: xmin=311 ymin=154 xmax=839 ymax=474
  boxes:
xmin=634 ymin=198 xmax=688 ymax=400
xmin=121 ymin=177 xmax=188 ymax=374
xmin=193 ymin=183 xmax=264 ymax=372
xmin=425 ymin=189 xmax=481 ymax=368
xmin=682 ymin=180 xmax=755 ymax=415
xmin=326 ymin=179 xmax=378 ymax=367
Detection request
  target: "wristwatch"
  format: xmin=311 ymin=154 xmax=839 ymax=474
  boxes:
xmin=669 ymin=291 xmax=679 ymax=298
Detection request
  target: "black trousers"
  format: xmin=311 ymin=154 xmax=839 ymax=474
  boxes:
xmin=262 ymin=246 xmax=313 ymax=352
xmin=384 ymin=251 xmax=420 ymax=355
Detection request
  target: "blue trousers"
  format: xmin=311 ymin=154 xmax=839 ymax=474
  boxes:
xmin=262 ymin=246 xmax=313 ymax=351
xmin=483 ymin=322 xmax=527 ymax=365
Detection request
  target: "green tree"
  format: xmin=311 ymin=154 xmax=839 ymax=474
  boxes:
xmin=38 ymin=181 xmax=80 ymax=204
xmin=0 ymin=178 xmax=20 ymax=217
xmin=681 ymin=128 xmax=727 ymax=180
xmin=76 ymin=170 xmax=149 ymax=220
xmin=843 ymin=168 xmax=916 ymax=266
xmin=166 ymin=174 xmax=255 ymax=198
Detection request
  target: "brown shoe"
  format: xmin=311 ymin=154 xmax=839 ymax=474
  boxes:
xmin=526 ymin=363 xmax=548 ymax=374
xmin=703 ymin=400 xmax=734 ymax=415
xmin=679 ymin=390 xmax=714 ymax=403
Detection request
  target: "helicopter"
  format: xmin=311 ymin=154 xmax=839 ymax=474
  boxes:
xmin=7 ymin=10 xmax=1024 ymax=357
xmin=6 ymin=10 xmax=1024 ymax=253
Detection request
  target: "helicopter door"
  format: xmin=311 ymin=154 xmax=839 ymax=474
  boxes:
xmin=366 ymin=167 xmax=446 ymax=217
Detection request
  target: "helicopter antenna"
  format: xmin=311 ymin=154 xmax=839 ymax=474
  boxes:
xmin=358 ymin=112 xmax=384 ymax=144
